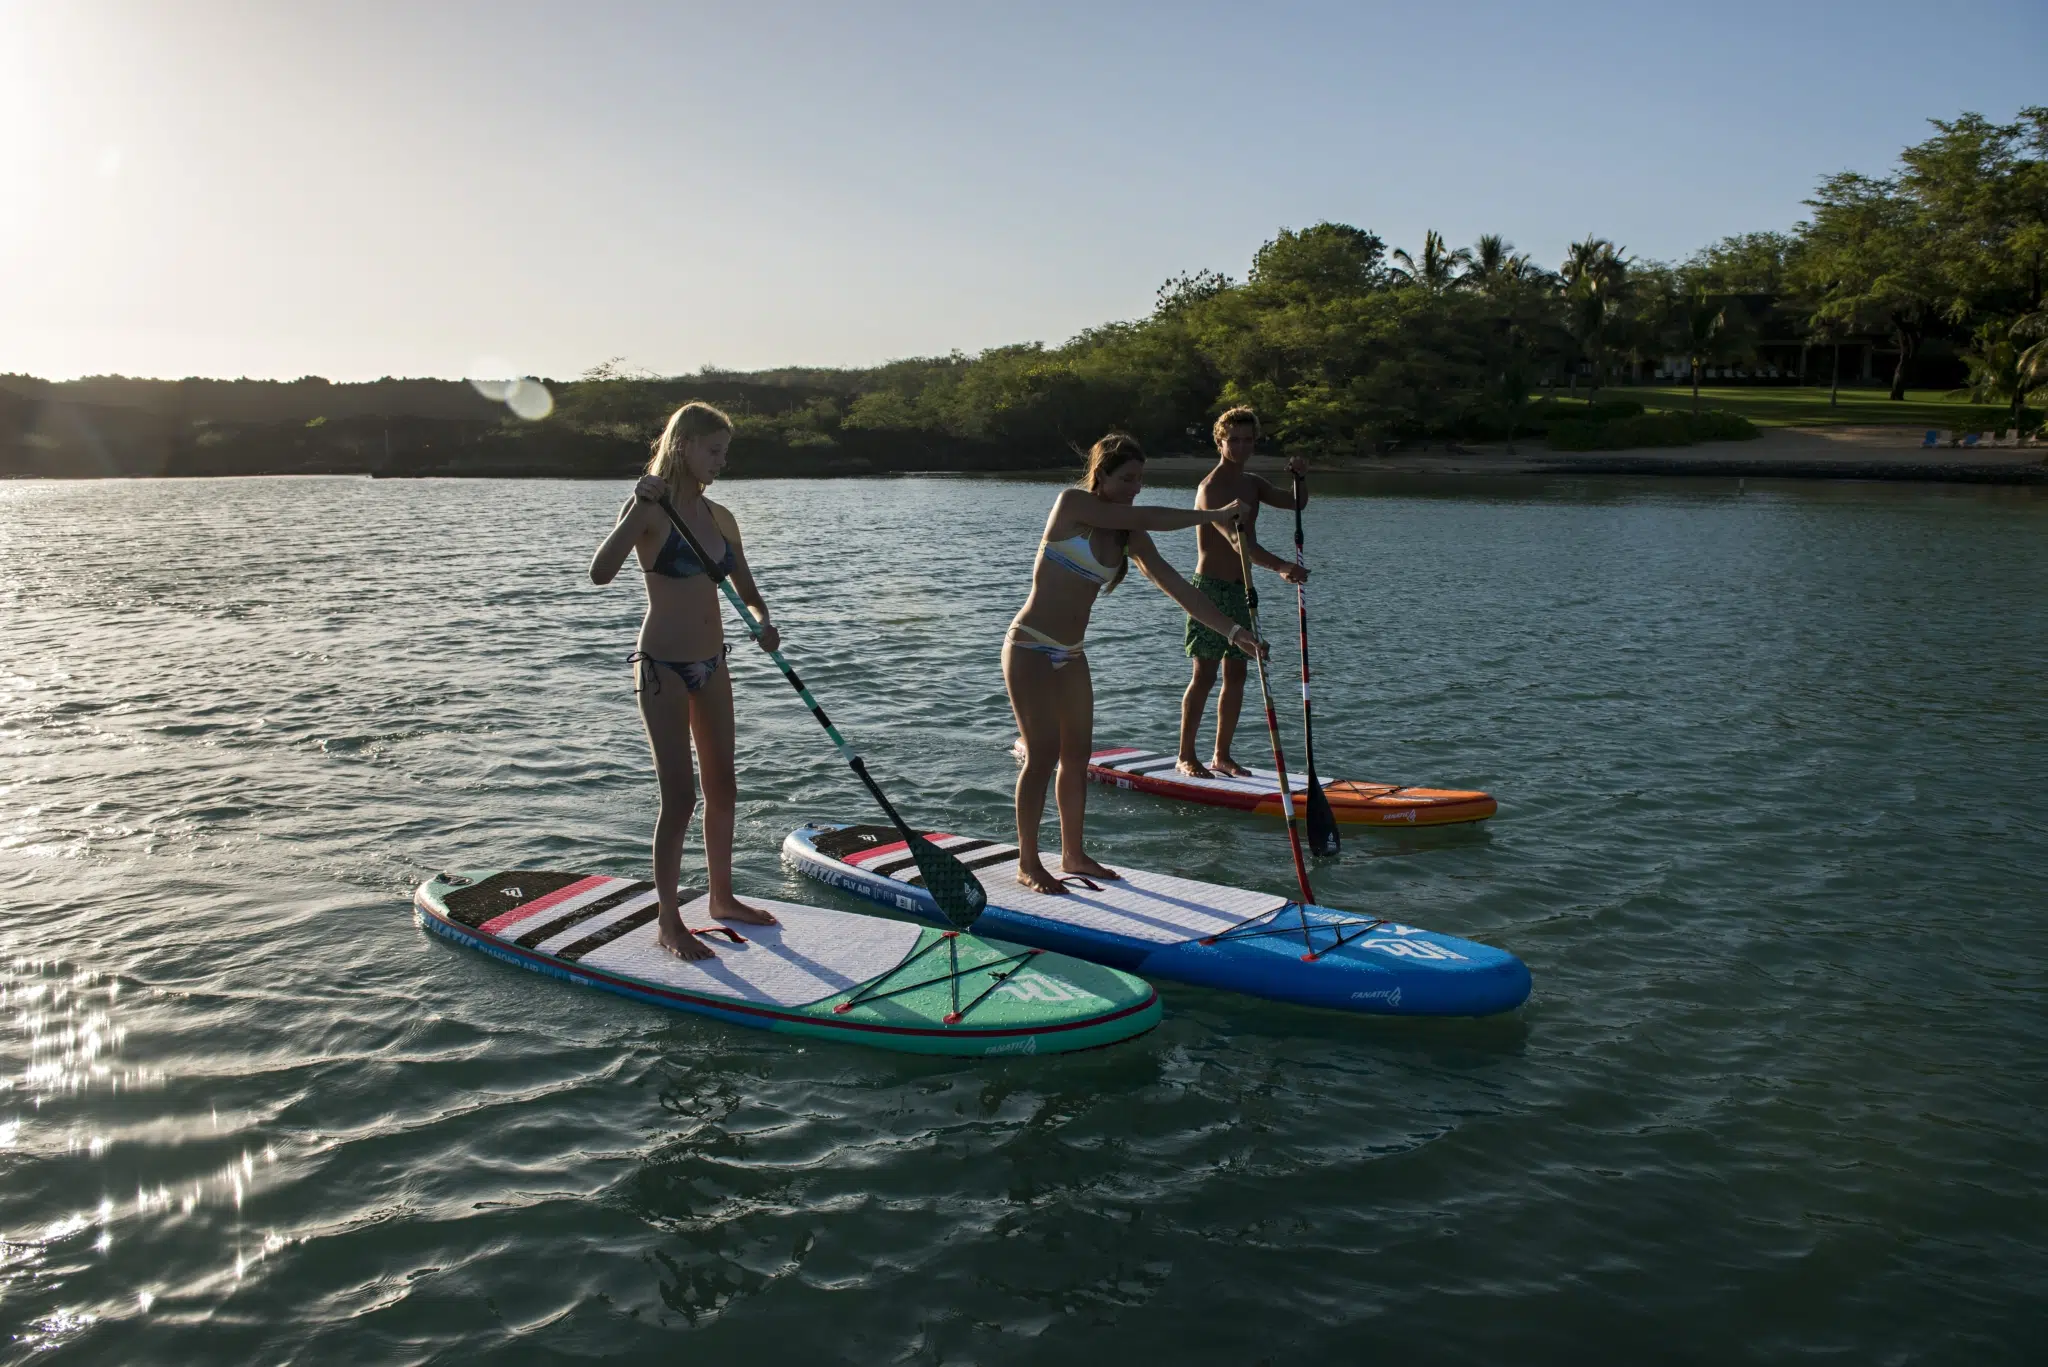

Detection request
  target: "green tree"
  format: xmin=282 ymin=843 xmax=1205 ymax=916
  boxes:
xmin=1799 ymin=172 xmax=1945 ymax=400
xmin=1247 ymin=223 xmax=1388 ymax=299
xmin=1898 ymin=108 xmax=2048 ymax=326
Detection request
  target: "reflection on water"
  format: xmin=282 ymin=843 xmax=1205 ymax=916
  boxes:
xmin=0 ymin=474 xmax=2042 ymax=1362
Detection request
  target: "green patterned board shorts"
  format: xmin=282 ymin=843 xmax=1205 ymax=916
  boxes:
xmin=1185 ymin=573 xmax=1259 ymax=661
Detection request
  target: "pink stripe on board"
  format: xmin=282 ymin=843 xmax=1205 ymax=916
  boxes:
xmin=847 ymin=840 xmax=909 ymax=867
xmin=846 ymin=835 xmax=960 ymax=868
xmin=479 ymin=875 xmax=614 ymax=935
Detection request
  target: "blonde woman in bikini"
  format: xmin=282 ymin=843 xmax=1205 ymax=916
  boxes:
xmin=1005 ymin=433 xmax=1263 ymax=895
xmin=590 ymin=402 xmax=781 ymax=960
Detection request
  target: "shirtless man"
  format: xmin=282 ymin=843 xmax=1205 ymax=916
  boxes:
xmin=1176 ymin=407 xmax=1307 ymax=778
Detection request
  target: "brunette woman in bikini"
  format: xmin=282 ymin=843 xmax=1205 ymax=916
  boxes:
xmin=590 ymin=402 xmax=780 ymax=960
xmin=1005 ymin=433 xmax=1264 ymax=895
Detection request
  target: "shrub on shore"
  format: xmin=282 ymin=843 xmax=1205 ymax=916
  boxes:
xmin=1547 ymin=410 xmax=1761 ymax=451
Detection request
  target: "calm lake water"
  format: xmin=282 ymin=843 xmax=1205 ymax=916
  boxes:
xmin=2 ymin=472 xmax=2043 ymax=1364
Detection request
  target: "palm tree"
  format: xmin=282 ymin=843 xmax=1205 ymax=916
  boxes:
xmin=1967 ymin=312 xmax=2048 ymax=430
xmin=1393 ymin=230 xmax=1473 ymax=292
xmin=1559 ymin=236 xmax=1630 ymax=398
xmin=1675 ymin=287 xmax=1728 ymax=413
xmin=1464 ymin=234 xmax=1538 ymax=292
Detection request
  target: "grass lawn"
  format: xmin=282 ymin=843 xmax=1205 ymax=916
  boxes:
xmin=1549 ymin=386 xmax=2026 ymax=430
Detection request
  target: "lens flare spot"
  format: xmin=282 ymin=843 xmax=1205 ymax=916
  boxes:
xmin=504 ymin=378 xmax=554 ymax=421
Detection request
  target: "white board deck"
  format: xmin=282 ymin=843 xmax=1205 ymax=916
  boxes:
xmin=849 ymin=835 xmax=1291 ymax=946
xmin=1092 ymin=746 xmax=1310 ymax=799
xmin=533 ymin=893 xmax=924 ymax=1008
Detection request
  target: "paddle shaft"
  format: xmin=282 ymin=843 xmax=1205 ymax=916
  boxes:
xmin=1292 ymin=474 xmax=1339 ymax=855
xmin=650 ymin=495 xmax=923 ymax=843
xmin=1233 ymin=526 xmax=1318 ymax=913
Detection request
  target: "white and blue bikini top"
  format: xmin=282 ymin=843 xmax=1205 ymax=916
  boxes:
xmin=1039 ymin=528 xmax=1121 ymax=586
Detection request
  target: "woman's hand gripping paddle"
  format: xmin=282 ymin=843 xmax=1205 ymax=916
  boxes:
xmin=1233 ymin=523 xmax=1321 ymax=957
xmin=652 ymin=495 xmax=988 ymax=929
xmin=1292 ymin=473 xmax=1340 ymax=856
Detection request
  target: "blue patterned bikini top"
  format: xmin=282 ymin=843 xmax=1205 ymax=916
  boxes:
xmin=651 ymin=523 xmax=735 ymax=580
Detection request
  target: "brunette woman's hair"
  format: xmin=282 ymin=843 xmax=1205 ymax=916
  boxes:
xmin=1079 ymin=432 xmax=1144 ymax=591
xmin=647 ymin=402 xmax=734 ymax=488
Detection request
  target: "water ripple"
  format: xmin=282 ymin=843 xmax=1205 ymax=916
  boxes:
xmin=0 ymin=474 xmax=2042 ymax=1363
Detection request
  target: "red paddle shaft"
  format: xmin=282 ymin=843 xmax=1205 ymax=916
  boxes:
xmin=1233 ymin=526 xmax=1319 ymax=953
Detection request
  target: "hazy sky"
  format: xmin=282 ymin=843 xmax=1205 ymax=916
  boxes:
xmin=3 ymin=1 xmax=2042 ymax=382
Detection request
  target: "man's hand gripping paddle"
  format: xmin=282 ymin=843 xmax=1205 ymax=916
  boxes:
xmin=1292 ymin=473 xmax=1340 ymax=856
xmin=652 ymin=495 xmax=988 ymax=929
xmin=1233 ymin=521 xmax=1321 ymax=957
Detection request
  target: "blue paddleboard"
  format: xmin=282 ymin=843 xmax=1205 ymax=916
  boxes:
xmin=783 ymin=823 xmax=1531 ymax=1017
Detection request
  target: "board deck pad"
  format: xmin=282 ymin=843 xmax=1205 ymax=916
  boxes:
xmin=1087 ymin=745 xmax=1497 ymax=827
xmin=417 ymin=869 xmax=1162 ymax=1055
xmin=792 ymin=824 xmax=1531 ymax=1017
xmin=811 ymin=827 xmax=1285 ymax=946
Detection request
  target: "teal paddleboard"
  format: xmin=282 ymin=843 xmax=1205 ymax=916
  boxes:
xmin=414 ymin=869 xmax=1161 ymax=1056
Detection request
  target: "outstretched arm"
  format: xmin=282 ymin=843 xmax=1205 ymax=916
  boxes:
xmin=1129 ymin=532 xmax=1267 ymax=658
xmin=1055 ymin=487 xmax=1244 ymax=535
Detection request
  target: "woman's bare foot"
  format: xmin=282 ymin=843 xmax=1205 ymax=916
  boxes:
xmin=656 ymin=911 xmax=717 ymax=961
xmin=1059 ymin=851 xmax=1123 ymax=882
xmin=708 ymin=893 xmax=779 ymax=926
xmin=1210 ymin=755 xmax=1253 ymax=778
xmin=1175 ymin=757 xmax=1214 ymax=778
xmin=1016 ymin=858 xmax=1068 ymax=895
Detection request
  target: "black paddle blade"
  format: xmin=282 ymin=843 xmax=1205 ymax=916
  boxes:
xmin=908 ymin=835 xmax=989 ymax=929
xmin=1304 ymin=774 xmax=1341 ymax=856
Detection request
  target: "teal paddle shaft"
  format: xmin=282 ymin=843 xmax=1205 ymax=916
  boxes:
xmin=650 ymin=495 xmax=987 ymax=928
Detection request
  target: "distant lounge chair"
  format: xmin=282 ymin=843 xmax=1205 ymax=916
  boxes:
xmin=1962 ymin=432 xmax=1981 ymax=448
xmin=1921 ymin=430 xmax=1939 ymax=447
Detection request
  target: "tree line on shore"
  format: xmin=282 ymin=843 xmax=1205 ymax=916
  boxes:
xmin=557 ymin=107 xmax=2047 ymax=457
xmin=6 ymin=108 xmax=2042 ymax=479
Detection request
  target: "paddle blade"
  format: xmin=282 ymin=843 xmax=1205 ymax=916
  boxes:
xmin=908 ymin=835 xmax=989 ymax=929
xmin=1305 ymin=773 xmax=1341 ymax=856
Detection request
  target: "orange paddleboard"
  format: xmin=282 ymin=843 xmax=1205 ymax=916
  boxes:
xmin=1086 ymin=746 xmax=1496 ymax=827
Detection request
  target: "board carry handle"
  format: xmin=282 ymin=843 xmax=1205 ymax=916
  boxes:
xmin=1233 ymin=521 xmax=1320 ymax=958
xmin=1292 ymin=472 xmax=1339 ymax=856
xmin=649 ymin=493 xmax=988 ymax=930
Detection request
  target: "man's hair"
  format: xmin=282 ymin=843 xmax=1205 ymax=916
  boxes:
xmin=1212 ymin=406 xmax=1259 ymax=448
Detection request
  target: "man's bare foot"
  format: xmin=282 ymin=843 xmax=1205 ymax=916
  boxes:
xmin=1210 ymin=756 xmax=1253 ymax=778
xmin=657 ymin=913 xmax=717 ymax=961
xmin=708 ymin=893 xmax=779 ymax=926
xmin=1175 ymin=757 xmax=1214 ymax=778
xmin=1059 ymin=852 xmax=1123 ymax=882
xmin=1016 ymin=858 xmax=1068 ymax=895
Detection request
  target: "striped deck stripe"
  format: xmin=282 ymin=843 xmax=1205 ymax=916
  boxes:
xmin=478 ymin=875 xmax=619 ymax=936
xmin=845 ymin=833 xmax=973 ymax=869
xmin=557 ymin=904 xmax=663 ymax=961
xmin=512 ymin=881 xmax=657 ymax=949
xmin=870 ymin=838 xmax=995 ymax=878
xmin=901 ymin=846 xmax=1018 ymax=885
